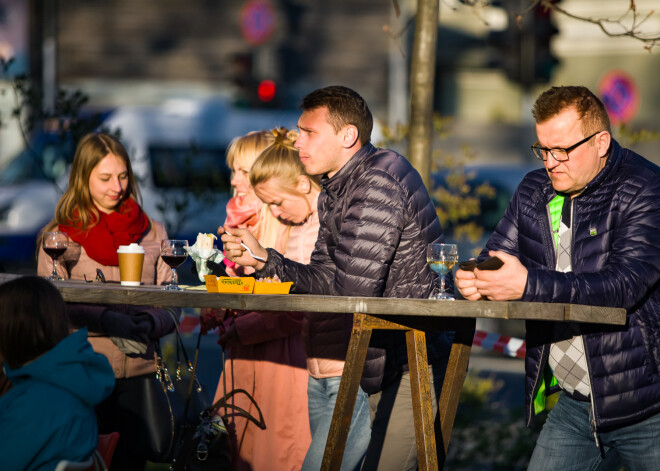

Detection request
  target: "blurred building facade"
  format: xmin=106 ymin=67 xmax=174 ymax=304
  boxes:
xmin=2 ymin=0 xmax=659 ymax=165
xmin=55 ymin=0 xmax=393 ymax=116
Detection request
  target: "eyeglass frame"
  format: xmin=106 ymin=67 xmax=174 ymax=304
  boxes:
xmin=531 ymin=131 xmax=602 ymax=162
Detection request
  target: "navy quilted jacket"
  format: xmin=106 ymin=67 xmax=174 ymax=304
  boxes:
xmin=483 ymin=139 xmax=660 ymax=431
xmin=258 ymin=143 xmax=453 ymax=393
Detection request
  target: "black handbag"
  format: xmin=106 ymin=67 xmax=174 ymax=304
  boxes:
xmin=142 ymin=320 xmax=211 ymax=463
xmin=171 ymin=352 xmax=267 ymax=471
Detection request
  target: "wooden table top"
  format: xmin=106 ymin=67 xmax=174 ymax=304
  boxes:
xmin=0 ymin=273 xmax=626 ymax=326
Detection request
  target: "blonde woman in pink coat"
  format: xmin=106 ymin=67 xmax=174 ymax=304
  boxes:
xmin=211 ymin=129 xmax=311 ymax=471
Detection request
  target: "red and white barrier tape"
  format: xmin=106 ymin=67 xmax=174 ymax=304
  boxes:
xmin=178 ymin=317 xmax=526 ymax=359
xmin=472 ymin=330 xmax=526 ymax=359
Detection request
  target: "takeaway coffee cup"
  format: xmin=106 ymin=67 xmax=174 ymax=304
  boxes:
xmin=117 ymin=243 xmax=145 ymax=286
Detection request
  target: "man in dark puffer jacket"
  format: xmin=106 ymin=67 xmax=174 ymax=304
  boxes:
xmin=221 ymin=86 xmax=453 ymax=471
xmin=456 ymin=86 xmax=660 ymax=470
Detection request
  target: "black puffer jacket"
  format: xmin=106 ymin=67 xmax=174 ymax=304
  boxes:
xmin=483 ymin=139 xmax=660 ymax=431
xmin=258 ymin=143 xmax=454 ymax=393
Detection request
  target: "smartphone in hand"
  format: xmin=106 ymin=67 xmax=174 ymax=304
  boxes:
xmin=458 ymin=256 xmax=503 ymax=271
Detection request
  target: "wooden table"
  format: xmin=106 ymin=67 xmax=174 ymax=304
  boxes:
xmin=0 ymin=274 xmax=626 ymax=470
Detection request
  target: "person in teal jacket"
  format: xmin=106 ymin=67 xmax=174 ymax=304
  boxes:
xmin=0 ymin=276 xmax=115 ymax=471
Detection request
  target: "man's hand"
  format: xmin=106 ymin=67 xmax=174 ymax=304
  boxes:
xmin=473 ymin=251 xmax=527 ymax=301
xmin=455 ymin=265 xmax=483 ymax=301
xmin=218 ymin=225 xmax=268 ymax=270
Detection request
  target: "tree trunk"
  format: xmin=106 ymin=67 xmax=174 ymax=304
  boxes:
xmin=408 ymin=0 xmax=438 ymax=190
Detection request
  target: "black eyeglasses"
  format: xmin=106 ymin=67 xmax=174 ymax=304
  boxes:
xmin=84 ymin=268 xmax=106 ymax=283
xmin=531 ymin=131 xmax=601 ymax=162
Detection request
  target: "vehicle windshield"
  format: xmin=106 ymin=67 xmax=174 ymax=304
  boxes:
xmin=149 ymin=145 xmax=231 ymax=192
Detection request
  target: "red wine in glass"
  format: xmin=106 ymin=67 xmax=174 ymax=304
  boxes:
xmin=161 ymin=254 xmax=188 ymax=268
xmin=43 ymin=231 xmax=69 ymax=280
xmin=44 ymin=247 xmax=67 ymax=259
xmin=160 ymin=239 xmax=189 ymax=291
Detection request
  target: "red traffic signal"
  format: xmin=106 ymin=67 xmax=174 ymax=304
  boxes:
xmin=257 ymin=80 xmax=277 ymax=102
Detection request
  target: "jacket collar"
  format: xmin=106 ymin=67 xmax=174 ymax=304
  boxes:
xmin=578 ymin=138 xmax=622 ymax=197
xmin=539 ymin=138 xmax=624 ymax=201
xmin=320 ymin=143 xmax=376 ymax=200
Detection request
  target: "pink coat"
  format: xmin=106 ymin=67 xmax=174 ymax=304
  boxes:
xmin=37 ymin=221 xmax=172 ymax=377
xmin=214 ymin=202 xmax=313 ymax=471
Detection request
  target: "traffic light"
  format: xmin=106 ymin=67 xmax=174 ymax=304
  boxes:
xmin=532 ymin=3 xmax=560 ymax=83
xmin=486 ymin=0 xmax=560 ymax=88
xmin=231 ymin=53 xmax=280 ymax=108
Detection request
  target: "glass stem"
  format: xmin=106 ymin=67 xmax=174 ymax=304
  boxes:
xmin=439 ymin=274 xmax=446 ymax=294
xmin=171 ymin=267 xmax=178 ymax=287
xmin=51 ymin=257 xmax=59 ymax=278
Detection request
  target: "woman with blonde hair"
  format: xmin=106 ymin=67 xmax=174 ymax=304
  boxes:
xmin=221 ymin=130 xmax=281 ymax=253
xmin=249 ymin=129 xmax=371 ymax=471
xmin=37 ymin=132 xmax=176 ymax=470
xmin=205 ymin=128 xmax=312 ymax=471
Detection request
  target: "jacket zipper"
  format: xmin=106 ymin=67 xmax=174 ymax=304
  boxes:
xmin=586 ymin=353 xmax=603 ymax=454
xmin=570 ymin=200 xmax=603 ymax=454
xmin=527 ymin=343 xmax=549 ymax=427
xmin=527 ymin=192 xmax=556 ymax=427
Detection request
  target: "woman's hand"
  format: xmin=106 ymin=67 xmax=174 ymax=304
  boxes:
xmin=218 ymin=226 xmax=268 ymax=270
xmin=218 ymin=320 xmax=239 ymax=349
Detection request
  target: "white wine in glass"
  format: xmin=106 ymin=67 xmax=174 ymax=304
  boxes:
xmin=427 ymin=243 xmax=458 ymax=300
xmin=43 ymin=231 xmax=69 ymax=281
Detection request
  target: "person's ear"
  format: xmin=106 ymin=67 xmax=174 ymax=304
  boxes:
xmin=296 ymin=175 xmax=311 ymax=194
xmin=341 ymin=125 xmax=359 ymax=149
xmin=596 ymin=131 xmax=611 ymax=158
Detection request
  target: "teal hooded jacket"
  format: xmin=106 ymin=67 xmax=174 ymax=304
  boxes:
xmin=0 ymin=328 xmax=115 ymax=470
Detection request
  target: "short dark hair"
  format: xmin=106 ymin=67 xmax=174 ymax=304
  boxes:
xmin=532 ymin=86 xmax=611 ymax=135
xmin=0 ymin=276 xmax=70 ymax=369
xmin=301 ymin=85 xmax=373 ymax=145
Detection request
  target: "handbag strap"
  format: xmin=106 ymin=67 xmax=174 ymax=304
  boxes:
xmin=205 ymin=349 xmax=266 ymax=431
xmin=207 ymin=388 xmax=266 ymax=430
xmin=164 ymin=310 xmax=266 ymax=431
xmin=161 ymin=308 xmax=203 ymax=421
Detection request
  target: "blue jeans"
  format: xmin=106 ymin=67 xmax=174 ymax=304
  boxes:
xmin=528 ymin=393 xmax=660 ymax=471
xmin=301 ymin=376 xmax=371 ymax=471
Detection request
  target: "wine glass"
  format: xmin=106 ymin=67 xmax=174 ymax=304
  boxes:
xmin=427 ymin=243 xmax=459 ymax=300
xmin=160 ymin=239 xmax=189 ymax=291
xmin=43 ymin=231 xmax=69 ymax=281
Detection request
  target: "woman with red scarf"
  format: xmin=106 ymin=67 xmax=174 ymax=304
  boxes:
xmin=37 ymin=132 xmax=176 ymax=471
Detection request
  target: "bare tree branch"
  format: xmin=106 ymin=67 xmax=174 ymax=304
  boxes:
xmin=538 ymin=0 xmax=659 ymax=51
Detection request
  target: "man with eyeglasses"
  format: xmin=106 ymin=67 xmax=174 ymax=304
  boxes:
xmin=456 ymin=85 xmax=660 ymax=470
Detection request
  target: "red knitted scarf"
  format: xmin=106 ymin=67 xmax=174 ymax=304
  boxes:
xmin=59 ymin=198 xmax=150 ymax=266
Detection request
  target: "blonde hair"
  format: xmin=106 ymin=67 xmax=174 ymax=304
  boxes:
xmin=226 ymin=130 xmax=281 ymax=249
xmin=250 ymin=127 xmax=321 ymax=253
xmin=250 ymin=127 xmax=320 ymax=192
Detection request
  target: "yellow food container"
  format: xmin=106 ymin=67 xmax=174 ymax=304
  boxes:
xmin=253 ymin=281 xmax=293 ymax=295
xmin=204 ymin=275 xmax=255 ymax=293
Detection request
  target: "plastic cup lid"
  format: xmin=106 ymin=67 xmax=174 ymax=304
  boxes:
xmin=117 ymin=243 xmax=145 ymax=254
